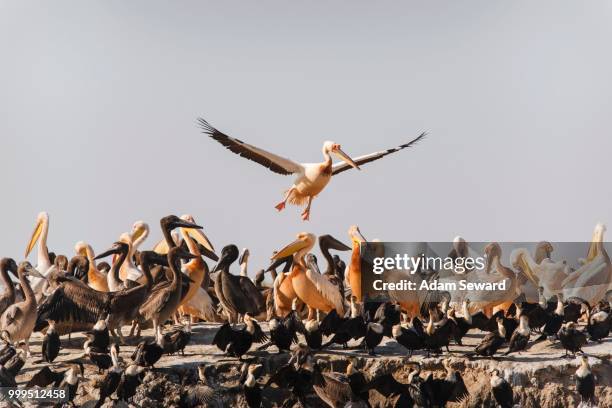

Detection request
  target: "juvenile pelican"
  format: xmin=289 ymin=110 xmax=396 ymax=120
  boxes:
xmin=0 ymin=259 xmax=18 ymax=317
xmin=271 ymin=232 xmax=344 ymax=317
xmin=0 ymin=262 xmax=44 ymax=356
xmin=198 ymin=118 xmax=426 ymax=220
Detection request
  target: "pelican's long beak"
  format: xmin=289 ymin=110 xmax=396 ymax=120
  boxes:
xmin=516 ymin=253 xmax=538 ymax=286
xmin=25 ymin=218 xmax=44 ymax=258
xmin=175 ymin=219 xmax=203 ymax=230
xmin=153 ymin=238 xmax=170 ymax=255
xmin=323 ymin=235 xmax=351 ymax=251
xmin=26 ymin=266 xmax=45 ymax=279
xmin=272 ymin=238 xmax=310 ymax=260
xmin=349 ymin=226 xmax=367 ymax=245
xmin=131 ymin=224 xmax=147 ymax=243
xmin=94 ymin=246 xmax=120 ymax=260
xmin=586 ymin=223 xmax=606 ymax=262
xmin=333 ymin=146 xmax=360 ymax=170
xmin=185 ymin=228 xmax=216 ymax=257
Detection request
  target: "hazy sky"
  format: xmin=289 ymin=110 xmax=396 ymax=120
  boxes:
xmin=1 ymin=1 xmax=611 ymax=275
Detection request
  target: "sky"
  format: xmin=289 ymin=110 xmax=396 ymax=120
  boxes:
xmin=1 ymin=1 xmax=611 ymax=277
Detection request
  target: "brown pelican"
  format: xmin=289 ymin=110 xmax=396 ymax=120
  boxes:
xmin=95 ymin=241 xmax=132 ymax=292
xmin=213 ymin=245 xmax=265 ymax=323
xmin=272 ymin=233 xmax=344 ymax=318
xmin=74 ymin=241 xmax=109 ymax=292
xmin=0 ymin=261 xmax=44 ymax=356
xmin=138 ymin=246 xmax=196 ymax=338
xmin=198 ymin=118 xmax=426 ymax=220
xmin=0 ymin=259 xmax=18 ymax=317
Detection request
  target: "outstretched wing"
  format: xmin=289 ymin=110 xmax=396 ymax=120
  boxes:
xmin=198 ymin=118 xmax=303 ymax=175
xmin=332 ymin=132 xmax=427 ymax=175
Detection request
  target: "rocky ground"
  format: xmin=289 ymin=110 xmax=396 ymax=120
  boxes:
xmin=7 ymin=323 xmax=612 ymax=407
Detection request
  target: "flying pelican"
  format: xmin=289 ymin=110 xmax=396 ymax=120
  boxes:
xmin=24 ymin=211 xmax=52 ymax=292
xmin=271 ymin=232 xmax=344 ymax=318
xmin=198 ymin=118 xmax=426 ymax=220
xmin=0 ymin=262 xmax=45 ymax=356
xmin=74 ymin=241 xmax=109 ymax=292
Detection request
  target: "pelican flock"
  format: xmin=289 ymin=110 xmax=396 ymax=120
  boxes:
xmin=0 ymin=208 xmax=607 ymax=406
xmin=0 ymin=116 xmax=607 ymax=407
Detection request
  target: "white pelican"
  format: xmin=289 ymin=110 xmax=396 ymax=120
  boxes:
xmin=510 ymin=246 xmax=571 ymax=299
xmin=24 ymin=211 xmax=52 ymax=293
xmin=271 ymin=232 xmax=344 ymax=318
xmin=561 ymin=223 xmax=611 ymax=304
xmin=75 ymin=241 xmax=110 ymax=292
xmin=118 ymin=221 xmax=150 ymax=282
xmin=176 ymin=214 xmax=217 ymax=323
xmin=345 ymin=225 xmax=367 ymax=302
xmin=198 ymin=118 xmax=426 ymax=220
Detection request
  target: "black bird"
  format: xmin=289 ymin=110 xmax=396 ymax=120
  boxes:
xmin=346 ymin=360 xmax=370 ymax=404
xmin=302 ymin=319 xmax=323 ymax=349
xmin=522 ymin=287 xmax=550 ymax=330
xmin=0 ymin=341 xmax=17 ymax=366
xmin=586 ymin=308 xmax=611 ymax=342
xmin=360 ymin=322 xmax=384 ymax=355
xmin=84 ymin=340 xmax=113 ymax=373
xmin=116 ymin=363 xmax=145 ymax=403
xmin=372 ymin=302 xmax=401 ymax=338
xmin=259 ymin=310 xmax=301 ymax=353
xmin=85 ymin=316 xmax=111 ymax=352
xmin=473 ymin=317 xmax=506 ymax=357
xmin=42 ymin=319 xmax=60 ymax=363
xmin=575 ymin=355 xmax=595 ymax=404
xmin=421 ymin=360 xmax=469 ymax=407
xmin=58 ymin=364 xmax=85 ymax=405
xmin=320 ymin=299 xmax=366 ymax=349
xmin=563 ymin=296 xmax=589 ymax=323
xmin=392 ymin=319 xmax=424 ymax=356
xmin=490 ymin=369 xmax=513 ymax=408
xmin=536 ymin=294 xmax=565 ymax=342
xmin=448 ymin=307 xmax=471 ymax=346
xmin=163 ymin=325 xmax=192 ymax=356
xmin=422 ymin=309 xmax=456 ymax=354
xmin=212 ymin=314 xmax=267 ymax=359
xmin=132 ymin=335 xmax=164 ymax=367
xmin=26 ymin=365 xmax=67 ymax=387
xmin=181 ymin=364 xmax=218 ymax=407
xmin=227 ymin=363 xmax=263 ymax=408
xmin=557 ymin=322 xmax=587 ymax=357
xmin=0 ymin=350 xmax=26 ymax=387
xmin=503 ymin=315 xmax=530 ymax=355
xmin=94 ymin=343 xmax=122 ymax=408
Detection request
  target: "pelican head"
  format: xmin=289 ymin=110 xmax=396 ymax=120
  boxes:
xmin=511 ymin=249 xmax=538 ymax=286
xmin=161 ymin=214 xmax=203 ymax=231
xmin=305 ymin=253 xmax=321 ymax=274
xmin=94 ymin=241 xmax=130 ymax=260
xmin=25 ymin=211 xmax=49 ymax=258
xmin=211 ymin=244 xmax=239 ymax=273
xmin=323 ymin=141 xmax=360 ymax=170
xmin=19 ymin=261 xmax=44 ymax=279
xmin=271 ymin=232 xmax=316 ymax=262
xmin=74 ymin=241 xmax=91 ymax=258
xmin=348 ymin=225 xmax=366 ymax=245
xmin=239 ymin=248 xmax=250 ymax=265
xmin=586 ymin=223 xmax=607 ymax=262
xmin=453 ymin=236 xmax=468 ymax=257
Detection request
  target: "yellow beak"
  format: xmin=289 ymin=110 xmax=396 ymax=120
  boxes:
xmin=184 ymin=228 xmax=215 ymax=254
xmin=334 ymin=148 xmax=360 ymax=170
xmin=25 ymin=219 xmax=44 ymax=258
xmin=517 ymin=254 xmax=539 ymax=286
xmin=272 ymin=238 xmax=310 ymax=260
